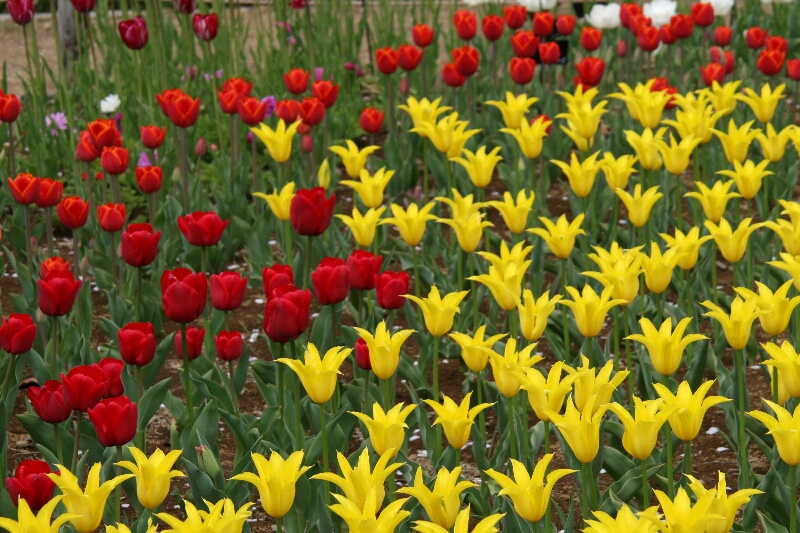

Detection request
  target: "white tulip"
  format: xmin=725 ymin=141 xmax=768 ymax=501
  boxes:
xmin=586 ymin=2 xmax=621 ymax=28
xmin=708 ymin=0 xmax=734 ymax=14
xmin=100 ymin=94 xmax=121 ymax=114
xmin=643 ymin=0 xmax=677 ymax=26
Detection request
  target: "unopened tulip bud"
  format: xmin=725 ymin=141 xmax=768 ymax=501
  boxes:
xmin=344 ymin=62 xmax=357 ymax=71
xmin=617 ymin=39 xmax=627 ymax=57
xmin=399 ymin=77 xmax=409 ymax=95
xmin=246 ymin=131 xmax=253 ymax=143
xmin=29 ymin=235 xmax=38 ymax=258
xmin=301 ymin=134 xmax=313 ymax=154
xmin=196 ymin=444 xmax=221 ymax=478
xmin=195 ymin=137 xmax=206 ymax=157
xmin=318 ymin=159 xmax=330 ymax=189
xmin=36 ymin=309 xmax=47 ymax=324
xmin=80 ymin=255 xmax=91 ymax=274
xmin=172 ymin=166 xmax=182 ymax=183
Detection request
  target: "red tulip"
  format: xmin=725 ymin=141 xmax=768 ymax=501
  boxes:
xmin=722 ymin=50 xmax=735 ymax=74
xmin=713 ymin=25 xmax=732 ymax=46
xmin=177 ymin=211 xmax=229 ymax=247
xmin=359 ymin=108 xmax=385 ymax=134
xmin=412 ymin=24 xmax=434 ymax=47
xmin=375 ymin=270 xmax=410 ymax=310
xmin=650 ymin=77 xmax=677 ymax=109
xmin=757 ymin=49 xmax=785 ymax=76
xmin=96 ymin=203 xmax=126 ymax=233
xmin=788 ymin=59 xmax=800 ymax=81
xmin=262 ymin=264 xmax=294 ymax=299
xmin=532 ymin=12 xmax=554 ymax=37
xmin=482 ymin=15 xmax=505 ymax=41
xmin=355 ymin=338 xmax=371 ymax=370
xmin=263 ymin=284 xmax=311 ymax=343
xmin=87 ymin=118 xmax=122 ymax=150
xmin=119 ymin=16 xmax=149 ymax=49
xmin=575 ymin=57 xmax=606 ymax=87
xmin=376 ymin=47 xmax=400 ymax=75
xmin=0 ymin=92 xmax=21 ymax=122
xmin=509 ymin=57 xmax=536 ymax=85
xmin=5 ymin=461 xmax=57 ymax=512
xmin=442 ymin=63 xmax=466 ymax=88
xmin=56 ymin=196 xmax=90 ymax=230
xmin=26 ymin=381 xmax=71 ymax=423
xmin=135 ymin=166 xmax=163 ymax=194
xmin=141 ymin=125 xmax=167 ymax=149
xmin=284 ymin=68 xmax=310 ymax=94
xmin=70 ymin=0 xmax=96 ymax=11
xmin=97 ymin=357 xmax=125 ymax=397
xmin=167 ymin=93 xmax=201 ymax=128
xmin=192 ymin=13 xmax=218 ymax=41
xmin=556 ymin=14 xmax=576 ymax=35
xmin=690 ymin=2 xmax=714 ymax=27
xmin=275 ymin=100 xmax=300 ymax=123
xmin=630 ymin=13 xmax=652 ymax=37
xmin=346 ymin=251 xmax=383 ymax=291
xmin=766 ymin=36 xmax=788 ymax=53
xmin=580 ymin=27 xmax=602 ymax=52
xmin=210 ymin=272 xmax=248 ymax=311
xmin=637 ymin=24 xmax=660 ymax=52
xmin=538 ymin=42 xmax=560 ymax=65
xmin=40 ymin=257 xmax=71 ymax=278
xmin=7 ymin=0 xmax=34 ymax=25
xmin=746 ymin=26 xmax=766 ymax=49
xmin=398 ymin=45 xmax=424 ymax=71
xmin=122 ymin=223 xmax=161 ymax=267
xmin=7 ymin=173 xmax=40 ymax=206
xmin=298 ymin=97 xmax=325 ymax=127
xmin=35 ymin=178 xmax=63 ymax=209
xmin=620 ymin=2 xmax=642 ymax=28
xmin=0 ymin=313 xmax=36 ymax=355
xmin=173 ymin=0 xmax=195 ymax=14
xmin=532 ymin=114 xmax=553 ymax=134
xmin=88 ymin=396 xmax=137 ymax=447
xmin=214 ymin=330 xmax=243 ymax=361
xmin=223 ymin=77 xmax=252 ymax=96
xmin=174 ymin=326 xmax=204 ymax=360
xmin=60 ymin=364 xmax=107 ymax=412
xmin=236 ymin=97 xmax=268 ymax=126
xmin=100 ymin=146 xmax=130 ymax=175
xmin=510 ymin=30 xmax=539 ymax=58
xmin=311 ymin=257 xmax=351 ymax=305
xmin=659 ymin=24 xmax=677 ymax=45
xmin=453 ymin=9 xmax=477 ymax=40
xmin=161 ymin=268 xmax=207 ymax=323
xmin=218 ymin=88 xmax=240 ymax=115
xmin=452 ymin=46 xmax=479 ymax=77
xmin=290 ymin=187 xmax=336 ymax=236
xmin=669 ymin=14 xmax=693 ymax=39
xmin=156 ymin=88 xmax=183 ymax=117
xmin=700 ymin=62 xmax=725 ymax=86
xmin=75 ymin=131 xmax=100 ymax=162
xmin=118 ymin=322 xmax=156 ymax=366
xmin=503 ymin=5 xmax=527 ymax=30
xmin=311 ymin=80 xmax=339 ymax=108
xmin=38 ymin=271 xmax=81 ymax=317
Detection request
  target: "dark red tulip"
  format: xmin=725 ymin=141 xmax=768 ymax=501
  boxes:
xmin=311 ymin=80 xmax=339 ymax=108
xmin=412 ymin=23 xmax=434 ymax=47
xmin=135 ymin=166 xmax=163 ymax=194
xmin=97 ymin=203 xmax=126 ymax=233
xmin=713 ymin=25 xmax=732 ymax=46
xmin=88 ymin=396 xmax=137 ymax=447
xmin=757 ymin=49 xmax=785 ymax=76
xmin=575 ymin=57 xmax=605 ymax=87
xmin=27 ymin=381 xmax=71 ymax=423
xmin=173 ymin=0 xmax=196 ymax=14
xmin=580 ymin=27 xmax=602 ymax=52
xmin=670 ymin=14 xmax=693 ymax=39
xmin=60 ymin=364 xmax=108 ymax=412
xmin=119 ymin=16 xmax=149 ymax=50
xmin=375 ymin=270 xmax=410 ymax=310
xmin=7 ymin=173 xmax=39 ymax=205
xmin=355 ymin=338 xmax=371 ymax=370
xmin=263 ymin=285 xmax=311 ymax=343
xmin=177 ymin=211 xmax=229 ymax=247
xmin=452 ymin=46 xmax=479 ymax=77
xmin=0 ymin=92 xmax=21 ymax=122
xmin=298 ymin=97 xmax=325 ymax=127
xmin=210 ymin=272 xmax=248 ymax=311
xmin=192 ymin=13 xmax=218 ymax=41
xmin=482 ymin=15 xmax=504 ymax=41
xmin=5 ymin=460 xmax=57 ymax=512
xmin=533 ymin=12 xmax=554 ymax=37
xmin=746 ymin=26 xmax=766 ymax=49
xmin=617 ymin=39 xmax=628 ymax=57
xmin=35 ymin=178 xmax=63 ymax=209
xmin=788 ymin=59 xmax=800 ymax=81
xmin=7 ymin=0 xmax=34 ymax=25
xmin=510 ymin=57 xmax=536 ymax=85
xmin=262 ymin=264 xmax=294 ymax=299
xmin=637 ymin=24 xmax=660 ymax=52
xmin=161 ymin=268 xmax=207 ymax=323
xmin=766 ymin=36 xmax=788 ymax=53
xmin=122 ymin=223 xmax=161 ymax=267
xmin=275 ymin=100 xmax=300 ymax=123
xmin=442 ymin=63 xmax=466 ymax=88
xmin=71 ymin=0 xmax=96 ymax=12
xmin=141 ymin=125 xmax=167 ymax=149
xmin=398 ymin=44 xmax=424 ymax=71
xmin=100 ymin=146 xmax=130 ymax=176
xmin=690 ymin=2 xmax=714 ymax=27
xmin=503 ymin=5 xmax=527 ymax=30
xmin=174 ymin=326 xmax=204 ymax=360
xmin=0 ymin=313 xmax=36 ymax=355
xmin=659 ymin=24 xmax=677 ymax=46
xmin=510 ymin=30 xmax=539 ymax=58
xmin=376 ymin=47 xmax=400 ymax=75
xmin=118 ymin=322 xmax=156 ymax=367
xmin=97 ymin=357 xmax=124 ymax=398
xmin=75 ymin=131 xmax=100 ymax=162
xmin=283 ymin=68 xmax=310 ymax=94
xmin=312 ymin=257 xmax=351 ymax=305
xmin=359 ymin=108 xmax=384 ymax=134
xmin=166 ymin=93 xmax=201 ymax=128
xmin=538 ymin=42 xmax=560 ymax=65
xmin=56 ymin=196 xmax=90 ymax=230
xmin=630 ymin=13 xmax=652 ymax=37
xmin=40 ymin=257 xmax=71 ymax=278
xmin=453 ymin=10 xmax=477 ymax=40
xmin=214 ymin=330 xmax=243 ymax=361
xmin=700 ymin=62 xmax=725 ymax=86
xmin=556 ymin=15 xmax=576 ymax=35
xmin=620 ymin=2 xmax=642 ymax=28
xmin=290 ymin=187 xmax=336 ymax=236
xmin=346 ymin=251 xmax=382 ymax=291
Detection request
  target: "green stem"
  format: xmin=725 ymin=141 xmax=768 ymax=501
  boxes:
xmin=330 ymin=304 xmax=338 ymax=350
xmin=136 ymin=366 xmax=145 ymax=450
xmin=71 ymin=412 xmax=82 ymax=473
xmin=791 ymin=463 xmax=797 ymax=533
xmin=382 ymin=374 xmax=393 ymax=411
xmin=291 ymin=342 xmax=303 ymax=451
xmin=422 ymin=142 xmax=429 ymax=202
xmin=581 ymin=462 xmax=590 ymax=526
xmin=509 ymin=395 xmax=517 ymax=462
xmin=54 ymin=424 xmax=63 ymax=465
xmin=641 ymin=458 xmax=649 ymax=509
xmin=432 ymin=336 xmax=440 ymax=401
xmin=562 ymin=258 xmax=570 ymax=365
xmin=276 ymin=518 xmax=283 ymax=533
xmin=277 ymin=343 xmax=285 ymax=421
xmin=736 ymin=348 xmax=749 ymax=488
xmin=625 ymin=307 xmax=635 ymax=414
xmin=304 ymin=235 xmax=313 ymax=290
xmin=683 ymin=439 xmax=692 ymax=485
xmin=320 ymin=402 xmax=330 ymax=508
xmin=413 ymin=248 xmax=421 ymax=297
xmin=180 ymin=128 xmax=190 ymax=213
xmin=114 ymin=446 xmax=122 ymax=522
xmin=181 ymin=324 xmax=195 ymax=429
xmin=24 ymin=206 xmax=32 ymax=275
xmin=544 ymin=420 xmax=552 ymax=533
xmin=662 ymin=372 xmax=674 ymax=498
xmin=228 ymin=359 xmax=240 ymax=414
xmin=135 ymin=267 xmax=143 ymax=323
xmin=2 ymin=354 xmax=14 ymax=399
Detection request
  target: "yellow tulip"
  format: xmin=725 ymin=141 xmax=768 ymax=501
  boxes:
xmin=487 ymin=190 xmax=534 ymax=234
xmin=641 ymin=488 xmax=726 ymax=533
xmin=107 ymin=522 xmax=157 ymax=533
xmin=768 ymin=252 xmax=800 ymax=291
xmin=659 ymin=227 xmax=713 ymax=270
xmin=485 ymin=454 xmax=575 ymax=523
xmin=450 ymin=326 xmax=507 ymax=373
xmin=469 ymin=259 xmax=529 ymax=311
xmin=615 ymin=185 xmax=663 ymax=228
xmin=437 ymin=188 xmax=484 ymax=219
xmin=518 ymin=289 xmax=561 ymax=342
xmin=626 ymin=317 xmax=706 ymax=376
xmin=625 ymin=127 xmax=667 ymax=170
xmin=655 ymin=133 xmax=702 ymax=175
xmin=450 ymin=146 xmax=502 ymax=188
xmin=653 ymin=380 xmax=730 ymax=441
xmin=399 ymin=96 xmax=452 ymax=132
xmin=706 ymin=80 xmax=741 ymax=116
xmin=277 ymin=343 xmax=352 ymax=404
xmin=352 ymin=321 xmax=414 ymax=380
xmin=425 ymin=392 xmax=493 ymax=450
xmin=702 ymin=296 xmax=766 ymax=350
xmin=765 ymin=218 xmax=800 ymax=256
xmin=381 ymin=202 xmax=437 ymax=247
xmin=550 ymin=151 xmax=603 ymax=198
xmin=528 ymin=214 xmax=586 ymax=259
xmin=317 ymin=159 xmax=330 ymax=189
xmin=253 ymin=182 xmax=295 ymax=221
xmin=404 ymin=286 xmax=469 ymax=337
xmin=711 ymin=119 xmax=761 ymax=164
xmin=313 ymin=447 xmax=403 ymax=510
xmin=735 ymin=82 xmax=785 ymax=123
xmin=780 ymin=199 xmax=800 ymax=226
xmin=251 ymin=119 xmax=299 ymax=163
xmin=717 ymin=158 xmax=772 ymax=200
xmin=608 ymin=397 xmax=678 ymax=460
xmin=116 ymin=447 xmax=184 ymax=510
xmin=501 ymin=117 xmax=552 ymax=159
xmin=515 ymin=361 xmax=577 ymax=422
xmin=584 ymin=504 xmax=660 ymax=533
xmin=560 ymin=285 xmax=626 ymax=338
xmin=412 ymin=505 xmax=503 ymax=533
xmin=663 ymin=92 xmax=724 ymax=143
xmin=640 ymin=242 xmax=684 ymax=294
xmin=571 ymin=355 xmax=630 ymax=412
xmin=734 ymin=280 xmax=800 ymax=337
xmin=585 ymin=245 xmax=644 ymax=304
xmin=556 ymin=90 xmax=608 ymax=139
xmin=230 ymin=451 xmax=310 ymax=518
xmin=329 ymin=140 xmax=380 ymax=178
xmin=684 ymin=180 xmax=740 ymax=223
xmin=331 ymin=489 xmax=409 ymax=533
xmin=609 ymin=80 xmax=671 ymax=129
xmin=438 ymin=211 xmax=493 ymax=253
xmin=561 ymin=123 xmax=594 ymax=152
xmin=340 ymin=167 xmax=394 ymax=208
xmin=481 ymin=239 xmax=531 ymax=271
xmin=545 ymin=394 xmax=610 ymax=463
xmin=686 ymin=472 xmax=761 ymax=533
xmin=755 ymin=123 xmax=793 ymax=163
xmin=600 ymin=152 xmax=638 ymax=190
xmin=412 ymin=113 xmax=479 ymax=157
xmin=336 ymin=206 xmax=386 ymax=248
xmin=47 ymin=464 xmax=132 ymax=533
xmin=350 ymin=402 xmax=417 ymax=457
xmin=762 ymin=341 xmax=800 ymax=398
xmin=398 ymin=466 xmax=475 ymax=529
xmin=0 ymin=497 xmax=76 ymax=533
xmin=556 ymin=84 xmax=599 ymax=111
xmin=703 ymin=218 xmax=764 ymax=263
xmin=488 ymin=338 xmax=542 ymax=398
xmin=749 ymin=399 xmax=800 ymax=465
xmin=158 ymin=499 xmax=251 ymax=533
xmin=486 ymin=92 xmax=539 ymax=129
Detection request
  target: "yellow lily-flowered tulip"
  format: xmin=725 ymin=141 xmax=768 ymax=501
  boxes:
xmin=501 ymin=117 xmax=552 ymax=159
xmin=313 ymin=447 xmax=403 ymax=510
xmin=436 ymin=188 xmax=483 ymax=219
xmin=107 ymin=522 xmax=157 ymax=533
xmin=341 ymin=167 xmax=394 ymax=208
xmin=350 ymin=403 xmax=417 ymax=457
xmin=424 ymin=392 xmax=494 ymax=449
xmin=412 ymin=113 xmax=479 ymax=157
xmin=627 ymin=317 xmax=706 ymax=376
xmin=762 ymin=341 xmax=800 ymax=398
xmin=230 ymin=451 xmax=310 ymax=518
xmin=485 ymin=454 xmax=575 ymax=523
xmin=331 ymin=488 xmax=410 ymax=533
xmin=655 ymin=134 xmax=702 ymax=175
xmin=450 ymin=326 xmax=507 ymax=373
xmin=584 ymin=505 xmax=660 ymax=533
xmin=399 ymin=96 xmax=452 ymax=133
xmin=251 ymin=119 xmax=299 ymax=163
xmin=404 ymin=286 xmax=469 ymax=337
xmin=768 ymin=252 xmax=800 ymax=291
xmin=641 ymin=488 xmax=726 ymax=533
xmin=329 ymin=140 xmax=379 ymax=178
xmin=556 ymin=88 xmax=608 ymax=139
xmin=277 ymin=343 xmax=352 ymax=404
xmin=765 ymin=218 xmax=800 ymax=256
xmin=703 ymin=218 xmax=764 ymax=263
xmin=545 ymin=395 xmax=610 ymax=463
xmin=686 ymin=473 xmax=761 ymax=533
xmin=518 ymin=289 xmax=561 ymax=342
xmin=515 ymin=361 xmax=577 ymax=422
xmin=413 ymin=505 xmax=503 ymax=533
xmin=610 ymin=80 xmax=671 ymax=129
xmin=615 ymin=185 xmax=663 ymax=228
xmin=438 ymin=211 xmax=493 ymax=253
xmin=317 ymin=159 xmax=330 ymax=189
xmin=488 ymin=338 xmax=542 ymax=398
xmin=705 ymin=80 xmax=741 ymax=115
xmin=381 ymin=202 xmax=437 ymax=247
xmin=450 ymin=146 xmax=502 ymax=188
xmin=625 ymin=127 xmax=667 ymax=170
xmin=0 ymin=497 xmax=76 ymax=533
xmin=158 ymin=499 xmax=251 ymax=533
xmin=487 ymin=190 xmax=534 ymax=234
xmin=571 ymin=355 xmax=630 ymax=412
xmin=337 ymin=206 xmax=386 ymax=248
xmin=469 ymin=259 xmax=530 ymax=311
xmin=585 ymin=244 xmax=644 ymax=304
xmin=660 ymin=227 xmax=713 ymax=270
xmin=600 ymin=152 xmax=638 ymax=190
xmin=560 ymin=285 xmax=626 ymax=338
xmin=253 ymin=182 xmax=295 ymax=221
xmin=47 ymin=464 xmax=132 ymax=533
xmin=640 ymin=242 xmax=684 ymax=294
xmin=561 ymin=123 xmax=594 ymax=152
xmin=734 ymin=280 xmax=800 ymax=337
xmin=653 ymin=380 xmax=730 ymax=441
xmin=711 ymin=119 xmax=761 ymax=164
xmin=484 ymin=239 xmax=533 ymax=272
xmin=717 ymin=158 xmax=772 ymax=199
xmin=398 ymin=466 xmax=475 ymax=529
xmin=702 ymin=296 xmax=766 ymax=350
xmin=116 ymin=447 xmax=184 ymax=510
xmin=663 ymin=92 xmax=724 ymax=143
xmin=755 ymin=123 xmax=793 ymax=162
xmin=551 ymin=151 xmax=603 ymax=198
xmin=608 ymin=397 xmax=678 ymax=460
xmin=528 ymin=214 xmax=586 ymax=259
xmin=486 ymin=92 xmax=539 ymax=129
xmin=684 ymin=180 xmax=740 ymax=223
xmin=735 ymin=83 xmax=785 ymax=123
xmin=749 ymin=400 xmax=800 ymax=464
xmin=352 ymin=321 xmax=414 ymax=380
xmin=779 ymin=199 xmax=800 ymax=226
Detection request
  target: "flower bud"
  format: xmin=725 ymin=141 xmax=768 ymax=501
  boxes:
xmin=317 ymin=159 xmax=330 ymax=189
xmin=172 ymin=166 xmax=182 ymax=183
xmin=399 ymin=77 xmax=409 ymax=95
xmin=301 ymin=134 xmax=313 ymax=154
xmin=195 ymin=137 xmax=206 ymax=157
xmin=196 ymin=444 xmax=221 ymax=478
xmin=617 ymin=39 xmax=627 ymax=57
xmin=170 ymin=418 xmax=181 ymax=450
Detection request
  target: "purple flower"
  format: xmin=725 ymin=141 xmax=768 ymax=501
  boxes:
xmin=261 ymin=95 xmax=277 ymax=118
xmin=314 ymin=67 xmax=324 ymax=81
xmin=246 ymin=131 xmax=253 ymax=143
xmin=137 ymin=152 xmax=151 ymax=167
xmin=114 ymin=112 xmax=123 ymax=131
xmin=204 ymin=72 xmax=211 ymax=83
xmin=216 ymin=69 xmax=223 ymax=79
xmin=344 ymin=62 xmax=357 ymax=71
xmin=289 ymin=36 xmax=297 ymax=45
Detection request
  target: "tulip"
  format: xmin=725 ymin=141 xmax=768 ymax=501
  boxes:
xmin=551 ymin=151 xmax=603 ymax=198
xmin=117 ymin=322 xmax=156 ymax=367
xmin=660 ymin=23 xmax=677 ymax=45
xmin=254 ymin=183 xmax=294 ymax=223
xmin=609 ymin=398 xmax=677 ymax=461
xmin=0 ymin=313 xmax=36 ymax=356
xmin=717 ymin=159 xmax=772 ymax=199
xmin=584 ymin=244 xmax=644 ymax=305
xmin=192 ymin=13 xmax=218 ymax=40
xmin=27 ymin=380 xmax=71 ymax=423
xmin=538 ymin=42 xmax=561 ymax=64
xmin=119 ymin=16 xmax=148 ymax=49
xmin=35 ymin=178 xmax=63 ymax=210
xmin=788 ymin=59 xmax=800 ymax=80
xmin=172 ymin=326 xmax=203 ymax=361
xmin=585 ymin=505 xmax=659 ymax=533
xmin=398 ymin=466 xmax=475 ymax=529
xmin=629 ymin=317 xmax=706 ymax=377
xmin=560 ymin=285 xmax=626 ymax=339
xmin=757 ymin=49 xmax=785 ymax=76
xmin=397 ymin=44 xmax=424 ymax=71
xmin=312 ymin=80 xmax=339 ymax=108
xmin=375 ymin=271 xmax=410 ymax=310
xmin=425 ymin=392 xmax=493 ymax=450
xmin=345 ymin=250 xmax=382 ymax=291
xmin=503 ymin=5 xmax=527 ymax=29
xmin=274 ymin=99 xmax=299 ymax=122
xmin=412 ymin=23 xmax=434 ymax=47
xmin=375 ymin=47 xmax=399 ymax=75
xmin=482 ymin=15 xmax=504 ymax=41
xmin=655 ymin=134 xmax=702 ymax=175
xmin=87 ymin=396 xmax=137 ymax=447
xmin=359 ymin=108 xmax=384 ymax=134
xmin=655 ymin=380 xmax=730 ymax=443
xmin=0 ymin=497 xmax=74 ymax=533
xmin=337 ymin=207 xmax=386 ymax=249
xmin=160 ymin=268 xmax=207 ymax=323
xmin=516 ymin=362 xmax=577 ymax=424
xmin=298 ymin=97 xmax=325 ymax=127
xmin=569 ymin=355 xmax=629 ymax=413
xmin=340 ymin=167 xmax=393 ymax=208
xmin=580 ymin=27 xmax=603 ymax=51
xmin=352 ymin=321 xmax=414 ymax=383
xmin=690 ymin=1 xmax=714 ymax=25
xmin=411 ymin=112 xmax=479 ymax=158
xmin=735 ymin=83 xmax=784 ymax=124
xmin=95 ymin=203 xmax=126 ymax=233
xmin=311 ymin=257 xmax=351 ymax=305
xmin=735 ymin=281 xmax=800 ymax=337
xmin=404 ymin=285 xmax=468 ymax=338
xmin=251 ymin=119 xmax=299 ymax=163
xmin=177 ymin=211 xmax=228 ymax=247
xmin=116 ymin=447 xmax=183 ymax=511
xmin=40 ymin=257 xmax=71 ymax=278
xmin=702 ymin=296 xmax=765 ymax=351
xmin=500 ymin=114 xmax=551 ymax=159
xmin=134 ymin=166 xmax=163 ymax=195
xmin=96 ymin=358 xmax=123 ymax=398
xmin=748 ymin=400 xmax=800 ymax=467
xmin=263 ymin=284 xmax=311 ymax=343
xmin=381 ymin=202 xmax=437 ymax=247
xmin=209 ymin=272 xmax=247 ymax=311
xmin=350 ymin=403 xmax=416 ymax=457
xmin=686 ymin=473 xmax=761 ymax=533
xmin=443 ymin=63 xmax=465 ymax=87
xmin=762 ymin=341 xmax=800 ymax=399
xmin=755 ymin=123 xmax=793 ymax=163
xmin=212 ymin=330 xmax=241 ymax=361
xmin=703 ymin=218 xmax=764 ymax=263
xmin=236 ymin=96 xmax=268 ymax=126
xmin=157 ymin=499 xmax=250 ymax=533
xmin=545 ymin=395 xmax=610 ymax=464
xmin=56 ymin=196 xmax=90 ymax=230
xmin=528 ymin=213 xmax=585 ymax=259
xmin=487 ymin=190 xmax=534 ymax=235
xmin=38 ymin=271 xmax=82 ymax=317
xmin=614 ymin=184 xmax=663 ymax=228
xmin=75 ymin=131 xmax=100 ymax=162
xmin=469 ymin=258 xmax=529 ymax=311
xmin=699 ymin=62 xmax=725 ymax=86
xmin=449 ymin=326 xmax=506 ymax=373
xmin=599 ymin=152 xmax=638 ymax=190
xmin=5 ymin=460 xmax=58 ymax=512
xmin=121 ymin=223 xmax=161 ymax=267
xmin=510 ymin=30 xmax=539 ymax=59
xmin=290 ymin=187 xmax=336 ymax=237
xmin=354 ymin=338 xmax=371 ymax=370
xmin=683 ymin=180 xmax=738 ymax=223
xmin=453 ymin=9 xmax=477 ymax=40
xmin=488 ymin=339 xmax=542 ymax=398
xmin=277 ymin=343 xmax=350 ymax=404
xmin=609 ymin=80 xmax=671 ymax=130
xmin=624 ymin=127 xmax=667 ymax=170
xmin=283 ymin=68 xmax=310 ymax=94
xmin=437 ymin=211 xmax=492 ymax=253
xmin=765 ymin=218 xmax=800 ymax=256
xmin=230 ymin=451 xmax=310 ymax=519
xmin=165 ymin=92 xmax=200 ymax=128
xmin=450 ymin=146 xmax=502 ymax=189
xmin=557 ymin=91 xmax=608 ymax=140
xmin=713 ymin=25 xmax=732 ymax=46
xmin=329 ymin=140 xmax=380 ymax=178
xmin=711 ymin=119 xmax=761 ymax=164
xmin=48 ymin=463 xmax=132 ymax=533
xmin=533 ymin=12 xmax=554 ymax=37
xmin=640 ymin=488 xmax=727 ymax=533
xmin=451 ymin=46 xmax=479 ymax=77
xmin=660 ymin=228 xmax=712 ymax=271
xmin=574 ymin=57 xmax=605 ymax=87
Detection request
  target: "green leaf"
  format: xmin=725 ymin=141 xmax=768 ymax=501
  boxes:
xmin=138 ymin=378 xmax=171 ymax=433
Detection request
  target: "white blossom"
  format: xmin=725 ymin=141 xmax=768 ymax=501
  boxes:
xmin=100 ymin=94 xmax=121 ymax=114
